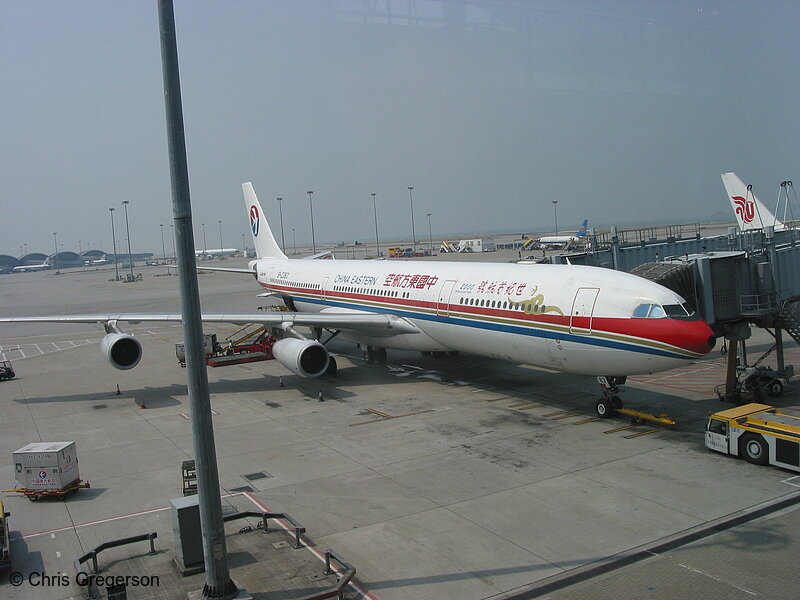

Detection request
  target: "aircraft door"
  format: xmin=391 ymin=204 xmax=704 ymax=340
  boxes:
xmin=569 ymin=288 xmax=599 ymax=334
xmin=436 ymin=280 xmax=458 ymax=317
xmin=322 ymin=275 xmax=330 ymax=297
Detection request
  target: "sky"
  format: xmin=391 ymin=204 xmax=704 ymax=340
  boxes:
xmin=2 ymin=0 xmax=800 ymax=257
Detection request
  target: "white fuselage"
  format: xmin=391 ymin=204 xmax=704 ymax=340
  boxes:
xmin=252 ymin=258 xmax=714 ymax=377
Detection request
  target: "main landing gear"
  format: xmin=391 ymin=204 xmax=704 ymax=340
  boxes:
xmin=363 ymin=346 xmax=387 ymax=365
xmin=595 ymin=376 xmax=626 ymax=418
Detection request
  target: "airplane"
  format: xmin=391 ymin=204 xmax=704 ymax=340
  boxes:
xmin=537 ymin=219 xmax=589 ymax=248
xmin=0 ymin=184 xmax=715 ymax=418
xmin=195 ymin=248 xmax=240 ymax=258
xmin=721 ymin=172 xmax=787 ymax=232
xmin=12 ymin=262 xmax=49 ymax=273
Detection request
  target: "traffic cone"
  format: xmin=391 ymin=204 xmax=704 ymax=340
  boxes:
xmin=279 ymin=376 xmax=284 ymax=388
xmin=115 ymin=384 xmax=121 ymax=395
xmin=139 ymin=398 xmax=146 ymax=409
xmin=318 ymin=391 xmax=324 ymax=402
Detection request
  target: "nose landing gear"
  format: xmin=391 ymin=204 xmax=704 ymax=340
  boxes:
xmin=595 ymin=376 xmax=626 ymax=418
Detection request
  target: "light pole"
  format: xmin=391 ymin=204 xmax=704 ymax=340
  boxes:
xmin=307 ymin=190 xmax=316 ymax=254
xmin=52 ymin=232 xmax=60 ymax=274
xmin=78 ymin=240 xmax=83 ymax=270
xmin=552 ymin=200 xmax=559 ymax=236
xmin=170 ymin=224 xmax=176 ymax=260
xmin=160 ymin=224 xmax=166 ymax=261
xmin=427 ymin=213 xmax=433 ymax=253
xmin=408 ymin=186 xmax=417 ymax=252
xmin=122 ymin=200 xmax=134 ymax=281
xmin=201 ymin=222 xmax=207 ymax=253
xmin=241 ymin=233 xmax=245 ymax=256
xmin=371 ymin=193 xmax=379 ymax=257
xmin=78 ymin=240 xmax=82 ymax=254
xmin=23 ymin=243 xmax=27 ymax=255
xmin=277 ymin=197 xmax=285 ymax=252
xmin=218 ymin=220 xmax=223 ymax=253
xmin=292 ymin=228 xmax=297 ymax=255
xmin=109 ymin=208 xmax=119 ymax=281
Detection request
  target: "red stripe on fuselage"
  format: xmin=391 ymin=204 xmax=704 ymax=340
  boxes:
xmin=262 ymin=283 xmax=714 ymax=354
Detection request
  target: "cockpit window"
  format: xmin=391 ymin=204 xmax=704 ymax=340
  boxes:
xmin=664 ymin=303 xmax=693 ymax=317
xmin=634 ymin=302 xmax=695 ymax=319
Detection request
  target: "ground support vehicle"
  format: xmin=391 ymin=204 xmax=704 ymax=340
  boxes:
xmin=0 ymin=360 xmax=14 ymax=381
xmin=0 ymin=499 xmax=9 ymax=571
xmin=705 ymin=403 xmax=800 ymax=472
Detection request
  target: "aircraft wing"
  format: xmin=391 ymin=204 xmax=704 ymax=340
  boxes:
xmin=169 ymin=265 xmax=257 ymax=275
xmin=0 ymin=311 xmax=420 ymax=337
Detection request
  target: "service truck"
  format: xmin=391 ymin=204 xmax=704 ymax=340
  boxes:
xmin=705 ymin=403 xmax=800 ymax=472
xmin=0 ymin=499 xmax=9 ymax=572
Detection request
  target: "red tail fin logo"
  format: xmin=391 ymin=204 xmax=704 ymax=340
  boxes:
xmin=732 ymin=196 xmax=756 ymax=224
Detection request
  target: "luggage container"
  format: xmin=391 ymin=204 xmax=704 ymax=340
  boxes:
xmin=10 ymin=442 xmax=87 ymax=500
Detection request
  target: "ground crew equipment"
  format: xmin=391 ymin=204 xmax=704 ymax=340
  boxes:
xmin=705 ymin=403 xmax=800 ymax=472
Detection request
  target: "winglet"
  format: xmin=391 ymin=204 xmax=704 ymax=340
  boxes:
xmin=721 ymin=172 xmax=785 ymax=232
xmin=243 ymin=183 xmax=288 ymax=260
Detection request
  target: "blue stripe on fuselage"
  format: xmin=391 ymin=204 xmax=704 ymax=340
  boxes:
xmin=285 ymin=293 xmax=691 ymax=360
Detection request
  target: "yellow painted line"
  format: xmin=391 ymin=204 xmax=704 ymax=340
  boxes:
xmin=603 ymin=424 xmax=639 ymax=434
xmin=487 ymin=396 xmax=513 ymax=402
xmin=624 ymin=429 xmax=660 ymax=439
xmin=550 ymin=411 xmax=583 ymax=420
xmin=517 ymin=403 xmax=544 ymax=410
xmin=543 ymin=409 xmax=574 ymax=417
xmin=508 ymin=401 xmax=534 ymax=408
xmin=573 ymin=417 xmax=604 ymax=424
xmin=367 ymin=408 xmax=392 ymax=418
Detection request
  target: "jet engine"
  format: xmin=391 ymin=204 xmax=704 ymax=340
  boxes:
xmin=101 ymin=332 xmax=143 ymax=370
xmin=272 ymin=338 xmax=329 ymax=378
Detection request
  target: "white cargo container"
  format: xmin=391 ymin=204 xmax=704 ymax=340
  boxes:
xmin=12 ymin=441 xmax=80 ymax=491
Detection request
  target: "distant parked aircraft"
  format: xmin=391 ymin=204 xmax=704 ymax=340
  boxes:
xmin=537 ymin=219 xmax=589 ymax=248
xmin=721 ymin=172 xmax=787 ymax=232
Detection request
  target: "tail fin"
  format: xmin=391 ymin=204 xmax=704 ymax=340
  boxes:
xmin=721 ymin=172 xmax=785 ymax=231
xmin=576 ymin=219 xmax=588 ymax=237
xmin=243 ymin=182 xmax=288 ymax=260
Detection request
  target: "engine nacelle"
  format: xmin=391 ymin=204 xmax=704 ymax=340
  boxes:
xmin=272 ymin=338 xmax=329 ymax=378
xmin=101 ymin=332 xmax=142 ymax=370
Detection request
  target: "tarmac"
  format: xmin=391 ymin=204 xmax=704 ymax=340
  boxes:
xmin=1 ymin=254 xmax=799 ymax=599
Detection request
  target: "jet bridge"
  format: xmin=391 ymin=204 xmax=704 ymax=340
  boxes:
xmin=553 ymin=224 xmax=800 ymax=400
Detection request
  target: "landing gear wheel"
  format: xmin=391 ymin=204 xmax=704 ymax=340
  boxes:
xmin=28 ymin=494 xmax=38 ymax=502
xmin=363 ymin=347 xmax=386 ymax=365
xmin=611 ymin=395 xmax=623 ymax=409
xmin=740 ymin=434 xmax=769 ymax=465
xmin=325 ymin=356 xmax=338 ymax=376
xmin=767 ymin=379 xmax=784 ymax=397
xmin=595 ymin=398 xmax=617 ymax=418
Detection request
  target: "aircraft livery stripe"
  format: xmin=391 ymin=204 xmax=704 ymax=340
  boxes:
xmin=262 ymin=283 xmax=702 ymax=360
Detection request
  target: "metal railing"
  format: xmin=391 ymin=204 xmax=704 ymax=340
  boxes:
xmin=297 ymin=549 xmax=357 ymax=600
xmin=73 ymin=532 xmax=157 ymax=600
xmin=222 ymin=510 xmax=306 ymax=548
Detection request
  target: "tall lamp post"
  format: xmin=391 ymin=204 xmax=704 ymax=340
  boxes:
xmin=122 ymin=200 xmax=135 ymax=281
xmin=241 ymin=233 xmax=245 ymax=256
xmin=109 ymin=208 xmax=119 ymax=280
xmin=218 ymin=220 xmax=223 ymax=253
xmin=160 ymin=224 xmax=166 ymax=262
xmin=427 ymin=213 xmax=433 ymax=253
xmin=170 ymin=224 xmax=176 ymax=260
xmin=277 ymin=197 xmax=285 ymax=252
xmin=201 ymin=222 xmax=207 ymax=254
xmin=552 ymin=200 xmax=559 ymax=236
xmin=23 ymin=243 xmax=27 ymax=255
xmin=408 ymin=186 xmax=417 ymax=252
xmin=292 ymin=228 xmax=297 ymax=255
xmin=307 ymin=190 xmax=316 ymax=254
xmin=52 ymin=232 xmax=60 ymax=274
xmin=371 ymin=193 xmax=379 ymax=257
